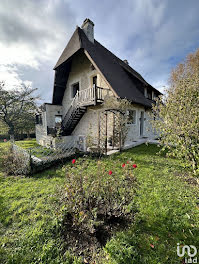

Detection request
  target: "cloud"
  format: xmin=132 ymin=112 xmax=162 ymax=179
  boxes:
xmin=0 ymin=0 xmax=199 ymax=101
xmin=0 ymin=0 xmax=75 ymax=91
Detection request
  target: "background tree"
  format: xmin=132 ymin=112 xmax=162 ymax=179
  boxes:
xmin=0 ymin=120 xmax=9 ymax=136
xmin=153 ymin=48 xmax=199 ymax=175
xmin=0 ymin=82 xmax=38 ymax=140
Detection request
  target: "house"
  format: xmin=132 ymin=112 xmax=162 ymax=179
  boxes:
xmin=36 ymin=18 xmax=162 ymax=152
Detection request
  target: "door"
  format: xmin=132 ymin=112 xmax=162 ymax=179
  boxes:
xmin=72 ymin=82 xmax=79 ymax=98
xmin=92 ymin=76 xmax=97 ymax=87
xmin=140 ymin=111 xmax=144 ymax=136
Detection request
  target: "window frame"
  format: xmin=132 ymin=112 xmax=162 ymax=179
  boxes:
xmin=55 ymin=115 xmax=62 ymax=127
xmin=126 ymin=110 xmax=137 ymax=125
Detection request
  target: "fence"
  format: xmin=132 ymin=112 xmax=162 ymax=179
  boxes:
xmin=11 ymin=139 xmax=80 ymax=175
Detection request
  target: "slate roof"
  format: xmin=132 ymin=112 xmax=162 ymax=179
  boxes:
xmin=53 ymin=27 xmax=161 ymax=107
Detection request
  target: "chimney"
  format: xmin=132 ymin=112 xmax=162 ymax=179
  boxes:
xmin=123 ymin=59 xmax=129 ymax=65
xmin=81 ymin=18 xmax=94 ymax=43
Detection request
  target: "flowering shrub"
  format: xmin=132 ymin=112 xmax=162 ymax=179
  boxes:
xmin=61 ymin=158 xmax=137 ymax=257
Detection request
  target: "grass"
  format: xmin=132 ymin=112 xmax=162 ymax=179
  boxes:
xmin=0 ymin=140 xmax=198 ymax=263
xmin=15 ymin=139 xmax=55 ymax=158
xmin=15 ymin=139 xmax=39 ymax=149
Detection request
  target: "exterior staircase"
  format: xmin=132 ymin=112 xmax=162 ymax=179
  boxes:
xmin=61 ymin=86 xmax=106 ymax=135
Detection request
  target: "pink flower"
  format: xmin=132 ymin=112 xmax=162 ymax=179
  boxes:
xmin=122 ymin=163 xmax=126 ymax=168
xmin=108 ymin=170 xmax=113 ymax=175
xmin=127 ymin=161 xmax=129 ymax=164
xmin=72 ymin=159 xmax=76 ymax=164
xmin=3 ymin=139 xmax=7 ymax=142
xmin=150 ymin=244 xmax=154 ymax=249
xmin=132 ymin=164 xmax=137 ymax=168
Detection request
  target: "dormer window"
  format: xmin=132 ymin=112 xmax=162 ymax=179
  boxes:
xmin=144 ymin=87 xmax=152 ymax=99
xmin=147 ymin=89 xmax=152 ymax=100
xmin=144 ymin=87 xmax=147 ymax=98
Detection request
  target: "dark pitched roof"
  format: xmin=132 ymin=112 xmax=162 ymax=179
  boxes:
xmin=53 ymin=27 xmax=162 ymax=107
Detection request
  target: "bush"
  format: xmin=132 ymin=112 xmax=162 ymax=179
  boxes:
xmin=2 ymin=145 xmax=30 ymax=175
xmin=60 ymin=158 xmax=137 ymax=260
xmin=152 ymin=49 xmax=199 ymax=175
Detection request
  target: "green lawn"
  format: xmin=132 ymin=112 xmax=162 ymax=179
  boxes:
xmin=15 ymin=139 xmax=55 ymax=158
xmin=0 ymin=140 xmax=198 ymax=264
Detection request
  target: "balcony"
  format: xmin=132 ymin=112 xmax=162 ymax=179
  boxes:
xmin=61 ymin=86 xmax=109 ymax=135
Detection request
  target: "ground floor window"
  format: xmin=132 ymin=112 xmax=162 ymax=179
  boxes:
xmin=36 ymin=114 xmax=42 ymax=125
xmin=55 ymin=115 xmax=62 ymax=127
xmin=127 ymin=110 xmax=136 ymax=124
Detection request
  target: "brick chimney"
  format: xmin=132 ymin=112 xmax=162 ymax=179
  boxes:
xmin=81 ymin=18 xmax=94 ymax=43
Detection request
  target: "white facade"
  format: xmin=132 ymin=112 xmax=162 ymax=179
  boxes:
xmin=36 ymin=52 xmax=158 ymax=150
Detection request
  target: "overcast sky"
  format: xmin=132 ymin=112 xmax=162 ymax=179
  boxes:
xmin=0 ymin=0 xmax=199 ymax=103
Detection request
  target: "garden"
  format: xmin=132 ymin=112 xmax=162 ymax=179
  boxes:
xmin=0 ymin=139 xmax=198 ymax=264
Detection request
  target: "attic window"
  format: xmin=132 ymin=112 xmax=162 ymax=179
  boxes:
xmin=145 ymin=87 xmax=152 ymax=99
xmin=144 ymin=87 xmax=147 ymax=98
xmin=127 ymin=110 xmax=136 ymax=124
xmin=147 ymin=90 xmax=152 ymax=100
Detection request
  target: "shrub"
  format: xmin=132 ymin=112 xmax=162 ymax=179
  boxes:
xmin=2 ymin=145 xmax=30 ymax=175
xmin=152 ymin=49 xmax=199 ymax=175
xmin=60 ymin=158 xmax=137 ymax=259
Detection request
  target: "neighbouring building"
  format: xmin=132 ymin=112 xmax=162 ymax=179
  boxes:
xmin=36 ymin=18 xmax=162 ymax=152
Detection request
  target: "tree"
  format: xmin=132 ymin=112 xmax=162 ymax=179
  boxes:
xmin=152 ymin=48 xmax=199 ymax=175
xmin=0 ymin=82 xmax=38 ymax=140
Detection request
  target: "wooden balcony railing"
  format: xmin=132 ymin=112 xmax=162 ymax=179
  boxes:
xmin=62 ymin=86 xmax=109 ymax=130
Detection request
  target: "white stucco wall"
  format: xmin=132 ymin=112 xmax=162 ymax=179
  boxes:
xmin=45 ymin=104 xmax=63 ymax=128
xmin=71 ymin=103 xmax=158 ymax=147
xmin=62 ymin=51 xmax=113 ymax=116
xmin=36 ymin=104 xmax=62 ymax=146
xmin=36 ymin=52 xmax=158 ymax=150
xmin=125 ymin=106 xmax=158 ymax=145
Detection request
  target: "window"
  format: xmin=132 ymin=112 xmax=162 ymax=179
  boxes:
xmin=55 ymin=115 xmax=62 ymax=127
xmin=36 ymin=114 xmax=42 ymax=125
xmin=144 ymin=87 xmax=147 ymax=98
xmin=71 ymin=82 xmax=79 ymax=98
xmin=127 ymin=110 xmax=136 ymax=124
xmin=147 ymin=89 xmax=152 ymax=100
xmin=144 ymin=87 xmax=152 ymax=99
